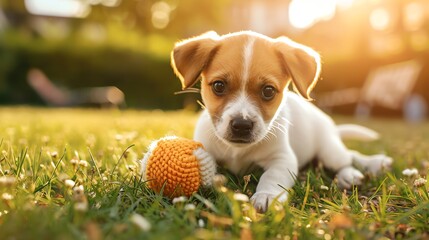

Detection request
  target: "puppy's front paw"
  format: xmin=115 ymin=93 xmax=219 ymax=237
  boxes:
xmin=250 ymin=191 xmax=288 ymax=213
xmin=336 ymin=166 xmax=364 ymax=189
xmin=365 ymin=154 xmax=393 ymax=175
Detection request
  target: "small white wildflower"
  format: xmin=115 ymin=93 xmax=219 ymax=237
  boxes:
xmin=198 ymin=219 xmax=205 ymax=228
xmin=324 ymin=234 xmax=332 ymax=240
xmin=78 ymin=160 xmax=88 ymax=168
xmin=172 ymin=196 xmax=187 ymax=204
xmin=184 ymin=203 xmax=196 ymax=211
xmin=115 ymin=134 xmax=123 ymax=141
xmin=414 ymin=177 xmax=427 ymax=187
xmin=65 ymin=179 xmax=76 ymax=188
xmin=50 ymin=151 xmax=58 ymax=158
xmin=130 ymin=213 xmax=151 ymax=232
xmin=2 ymin=193 xmax=13 ymax=200
xmin=74 ymin=201 xmax=88 ymax=212
xmin=102 ymin=176 xmax=108 ymax=181
xmin=321 ymin=209 xmax=330 ymax=214
xmin=402 ymin=168 xmax=419 ymax=177
xmin=0 ymin=176 xmax=16 ymax=186
xmin=70 ymin=159 xmax=79 ymax=165
xmin=233 ymin=193 xmax=249 ymax=202
xmin=72 ymin=184 xmax=87 ymax=211
xmin=73 ymin=185 xmax=85 ymax=195
xmin=320 ymin=185 xmax=329 ymax=191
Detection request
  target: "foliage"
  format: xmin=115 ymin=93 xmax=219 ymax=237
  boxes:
xmin=0 ymin=107 xmax=428 ymax=239
xmin=0 ymin=29 xmax=192 ymax=108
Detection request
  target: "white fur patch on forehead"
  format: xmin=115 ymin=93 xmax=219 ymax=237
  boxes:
xmin=226 ymin=92 xmax=258 ymax=120
xmin=242 ymin=36 xmax=256 ymax=87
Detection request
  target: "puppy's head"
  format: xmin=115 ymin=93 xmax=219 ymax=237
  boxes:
xmin=171 ymin=31 xmax=321 ymax=145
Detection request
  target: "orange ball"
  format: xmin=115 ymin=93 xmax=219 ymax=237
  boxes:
xmin=141 ymin=137 xmax=216 ymax=198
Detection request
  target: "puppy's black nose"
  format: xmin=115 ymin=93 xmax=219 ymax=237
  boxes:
xmin=230 ymin=118 xmax=253 ymax=137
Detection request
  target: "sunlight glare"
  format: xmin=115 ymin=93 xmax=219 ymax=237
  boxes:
xmin=25 ymin=0 xmax=90 ymax=18
xmin=370 ymin=8 xmax=390 ymax=31
xmin=289 ymin=0 xmax=350 ymax=29
xmin=404 ymin=2 xmax=425 ymax=31
xmin=336 ymin=0 xmax=354 ymax=9
xmin=151 ymin=1 xmax=171 ymax=29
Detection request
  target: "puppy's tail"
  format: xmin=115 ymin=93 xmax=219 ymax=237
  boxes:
xmin=337 ymin=124 xmax=379 ymax=141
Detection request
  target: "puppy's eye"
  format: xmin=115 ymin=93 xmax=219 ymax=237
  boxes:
xmin=261 ymin=85 xmax=276 ymax=101
xmin=212 ymin=81 xmax=226 ymax=96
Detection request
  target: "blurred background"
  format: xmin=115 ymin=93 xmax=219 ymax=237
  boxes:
xmin=0 ymin=0 xmax=428 ymax=120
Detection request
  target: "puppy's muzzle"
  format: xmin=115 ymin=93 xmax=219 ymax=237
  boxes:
xmin=229 ymin=118 xmax=254 ymax=143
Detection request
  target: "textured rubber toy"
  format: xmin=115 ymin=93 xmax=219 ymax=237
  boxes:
xmin=141 ymin=136 xmax=216 ymax=198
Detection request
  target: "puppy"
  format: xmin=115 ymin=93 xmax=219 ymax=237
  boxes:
xmin=171 ymin=31 xmax=392 ymax=212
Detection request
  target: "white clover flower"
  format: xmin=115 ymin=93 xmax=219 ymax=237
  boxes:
xmin=172 ymin=196 xmax=187 ymax=204
xmin=2 ymin=193 xmax=13 ymax=200
xmin=402 ymin=168 xmax=419 ymax=177
xmin=320 ymin=185 xmax=329 ymax=191
xmin=130 ymin=213 xmax=151 ymax=232
xmin=73 ymin=185 xmax=84 ymax=195
xmin=115 ymin=134 xmax=123 ymax=141
xmin=50 ymin=151 xmax=58 ymax=158
xmin=233 ymin=193 xmax=249 ymax=202
xmin=78 ymin=160 xmax=88 ymax=168
xmin=0 ymin=176 xmax=16 ymax=186
xmin=65 ymin=179 xmax=76 ymax=188
xmin=74 ymin=202 xmax=88 ymax=212
xmin=198 ymin=219 xmax=205 ymax=228
xmin=414 ymin=177 xmax=427 ymax=187
xmin=184 ymin=203 xmax=196 ymax=211
xmin=70 ymin=159 xmax=79 ymax=165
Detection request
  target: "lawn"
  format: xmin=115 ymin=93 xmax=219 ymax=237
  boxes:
xmin=0 ymin=107 xmax=428 ymax=240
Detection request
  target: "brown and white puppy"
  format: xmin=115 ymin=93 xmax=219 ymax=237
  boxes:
xmin=171 ymin=31 xmax=392 ymax=212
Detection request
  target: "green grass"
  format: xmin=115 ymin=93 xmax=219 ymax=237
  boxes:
xmin=0 ymin=107 xmax=428 ymax=240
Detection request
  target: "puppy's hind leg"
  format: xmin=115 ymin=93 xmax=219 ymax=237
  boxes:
xmin=349 ymin=150 xmax=393 ymax=176
xmin=317 ymin=137 xmax=364 ymax=189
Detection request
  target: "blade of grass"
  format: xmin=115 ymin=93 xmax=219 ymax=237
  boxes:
xmin=111 ymin=144 xmax=134 ymax=175
xmin=34 ymin=149 xmax=66 ymax=193
xmin=301 ymin=173 xmax=311 ymax=211
xmin=16 ymin=148 xmax=27 ymax=177
xmin=87 ymin=147 xmax=102 ymax=179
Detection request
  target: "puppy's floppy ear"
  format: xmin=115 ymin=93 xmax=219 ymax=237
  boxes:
xmin=171 ymin=31 xmax=220 ymax=89
xmin=274 ymin=37 xmax=321 ymax=100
